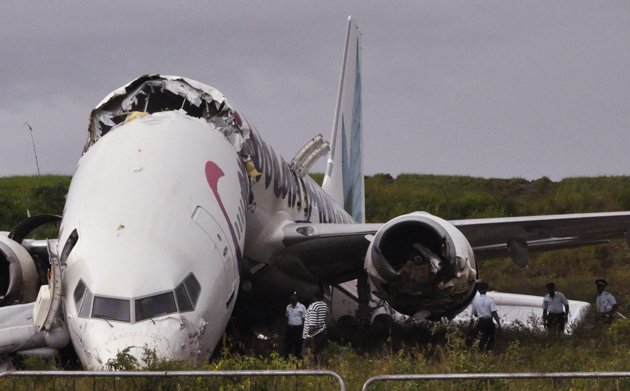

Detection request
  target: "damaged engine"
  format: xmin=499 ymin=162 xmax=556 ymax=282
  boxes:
xmin=0 ymin=235 xmax=39 ymax=306
xmin=0 ymin=215 xmax=60 ymax=306
xmin=365 ymin=212 xmax=477 ymax=320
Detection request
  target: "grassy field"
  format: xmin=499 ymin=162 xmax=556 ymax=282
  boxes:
xmin=2 ymin=174 xmax=630 ymax=389
xmin=0 ymin=175 xmax=69 ymax=237
xmin=3 ymin=173 xmax=629 ymax=303
xmin=4 ymin=320 xmax=630 ymax=390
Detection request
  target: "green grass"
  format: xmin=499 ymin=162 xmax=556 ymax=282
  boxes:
xmin=0 ymin=175 xmax=69 ymax=237
xmin=3 ymin=173 xmax=630 ymax=390
xmin=3 ymin=321 xmax=630 ymax=390
xmin=2 ymin=173 xmax=630 ymax=312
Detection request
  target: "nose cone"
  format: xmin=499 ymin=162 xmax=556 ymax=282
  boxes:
xmin=96 ymin=333 xmax=181 ymax=370
xmin=62 ymin=111 xmax=243 ymax=369
xmin=76 ymin=316 xmax=193 ymax=370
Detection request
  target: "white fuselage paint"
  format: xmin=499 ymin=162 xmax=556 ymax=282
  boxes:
xmin=61 ymin=112 xmax=245 ymax=369
xmin=60 ymin=106 xmax=353 ymax=369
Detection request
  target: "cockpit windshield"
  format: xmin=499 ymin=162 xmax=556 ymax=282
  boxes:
xmin=92 ymin=297 xmax=131 ymax=322
xmin=73 ymin=273 xmax=201 ymax=323
xmin=135 ymin=292 xmax=177 ymax=321
xmin=74 ymin=280 xmax=93 ymax=318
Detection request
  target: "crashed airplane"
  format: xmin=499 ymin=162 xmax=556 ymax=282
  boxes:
xmin=0 ymin=17 xmax=628 ymax=369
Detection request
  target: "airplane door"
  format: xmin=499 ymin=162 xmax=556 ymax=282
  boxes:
xmin=33 ymin=240 xmax=63 ymax=330
xmin=191 ymin=206 xmax=239 ymax=299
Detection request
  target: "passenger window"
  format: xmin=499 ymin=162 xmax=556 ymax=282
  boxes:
xmin=135 ymin=292 xmax=177 ymax=321
xmin=92 ymin=297 xmax=130 ymax=322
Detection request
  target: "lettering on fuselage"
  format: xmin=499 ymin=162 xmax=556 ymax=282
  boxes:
xmin=248 ymin=129 xmax=353 ymax=224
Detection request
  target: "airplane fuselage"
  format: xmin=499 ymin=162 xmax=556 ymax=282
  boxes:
xmin=61 ymin=110 xmax=246 ymax=368
xmin=58 ymin=76 xmax=354 ymax=369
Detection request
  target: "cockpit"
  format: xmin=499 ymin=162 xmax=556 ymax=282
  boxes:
xmin=73 ymin=273 xmax=200 ymax=323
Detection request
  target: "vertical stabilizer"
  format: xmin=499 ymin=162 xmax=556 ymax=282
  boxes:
xmin=322 ymin=16 xmax=365 ymax=223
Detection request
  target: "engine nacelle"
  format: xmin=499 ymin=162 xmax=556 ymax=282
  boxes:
xmin=365 ymin=212 xmax=477 ymax=319
xmin=0 ymin=234 xmax=38 ymax=305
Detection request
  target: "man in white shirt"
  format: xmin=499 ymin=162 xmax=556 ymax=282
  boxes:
xmin=471 ymin=281 xmax=501 ymax=351
xmin=284 ymin=291 xmax=306 ymax=359
xmin=542 ymin=282 xmax=569 ymax=335
xmin=595 ymin=279 xmax=618 ymax=324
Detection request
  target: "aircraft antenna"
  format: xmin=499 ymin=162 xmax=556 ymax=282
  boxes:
xmin=24 ymin=122 xmax=41 ymax=176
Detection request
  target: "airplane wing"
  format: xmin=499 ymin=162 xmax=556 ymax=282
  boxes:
xmin=271 ymin=211 xmax=630 ymax=319
xmin=451 ymin=212 xmax=630 ymax=265
xmin=275 ymin=223 xmax=381 ymax=283
xmin=274 ymin=211 xmax=630 ymax=283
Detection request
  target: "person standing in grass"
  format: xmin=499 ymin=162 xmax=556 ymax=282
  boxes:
xmin=302 ymin=289 xmax=329 ymax=366
xmin=542 ymin=282 xmax=569 ymax=335
xmin=284 ymin=291 xmax=306 ymax=359
xmin=595 ymin=279 xmax=618 ymax=324
xmin=471 ymin=281 xmax=501 ymax=351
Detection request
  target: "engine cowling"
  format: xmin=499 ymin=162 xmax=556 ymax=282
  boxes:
xmin=0 ymin=234 xmax=38 ymax=305
xmin=365 ymin=212 xmax=477 ymax=319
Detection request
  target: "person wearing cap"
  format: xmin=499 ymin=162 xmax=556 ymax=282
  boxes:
xmin=284 ymin=291 xmax=306 ymax=359
xmin=595 ymin=279 xmax=618 ymax=324
xmin=471 ymin=281 xmax=501 ymax=351
xmin=542 ymin=282 xmax=569 ymax=335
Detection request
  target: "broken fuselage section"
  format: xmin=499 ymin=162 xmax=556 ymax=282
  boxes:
xmin=60 ymin=74 xmax=356 ymax=369
xmin=61 ymin=75 xmax=253 ymax=369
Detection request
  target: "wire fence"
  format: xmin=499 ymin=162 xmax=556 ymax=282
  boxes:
xmin=361 ymin=371 xmax=630 ymax=391
xmin=3 ymin=370 xmax=630 ymax=391
xmin=0 ymin=369 xmax=346 ymax=391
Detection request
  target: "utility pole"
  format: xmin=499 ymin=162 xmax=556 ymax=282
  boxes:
xmin=24 ymin=122 xmax=41 ymax=176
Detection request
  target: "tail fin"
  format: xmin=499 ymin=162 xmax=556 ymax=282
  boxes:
xmin=322 ymin=16 xmax=365 ymax=223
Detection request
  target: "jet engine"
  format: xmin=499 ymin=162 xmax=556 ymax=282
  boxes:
xmin=0 ymin=235 xmax=38 ymax=306
xmin=0 ymin=215 xmax=60 ymax=306
xmin=365 ymin=212 xmax=477 ymax=319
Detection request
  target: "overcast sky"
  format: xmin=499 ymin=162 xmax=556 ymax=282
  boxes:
xmin=1 ymin=1 xmax=629 ymax=180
